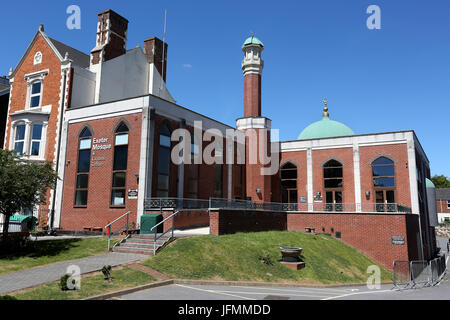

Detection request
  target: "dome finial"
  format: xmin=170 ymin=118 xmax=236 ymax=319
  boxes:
xmin=323 ymin=97 xmax=329 ymax=117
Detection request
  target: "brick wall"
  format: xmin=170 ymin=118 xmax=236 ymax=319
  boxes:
xmin=209 ymin=209 xmax=287 ymax=236
xmin=60 ymin=112 xmax=142 ymax=230
xmin=359 ymin=144 xmax=411 ymax=208
xmin=287 ymin=212 xmax=420 ymax=269
xmin=437 ymin=199 xmax=450 ymax=213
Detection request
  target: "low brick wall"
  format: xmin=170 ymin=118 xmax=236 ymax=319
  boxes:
xmin=206 ymin=208 xmax=421 ymax=270
xmin=287 ymin=212 xmax=420 ymax=270
xmin=209 ymin=209 xmax=287 ymax=236
xmin=159 ymin=210 xmax=209 ymax=232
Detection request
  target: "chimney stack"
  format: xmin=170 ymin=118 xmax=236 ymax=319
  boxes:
xmin=144 ymin=37 xmax=168 ymax=82
xmin=91 ymin=9 xmax=128 ymax=65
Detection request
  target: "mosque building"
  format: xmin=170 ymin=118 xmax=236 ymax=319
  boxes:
xmin=3 ymin=9 xmax=439 ymax=269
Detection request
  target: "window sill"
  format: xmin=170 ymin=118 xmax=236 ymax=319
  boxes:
xmin=73 ymin=206 xmax=88 ymax=209
xmin=110 ymin=206 xmax=126 ymax=209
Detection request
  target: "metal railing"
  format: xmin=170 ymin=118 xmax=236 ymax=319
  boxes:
xmin=104 ymin=211 xmax=132 ymax=251
xmin=144 ymin=197 xmax=412 ymax=214
xmin=150 ymin=210 xmax=180 ymax=254
xmin=393 ymin=254 xmax=448 ymax=289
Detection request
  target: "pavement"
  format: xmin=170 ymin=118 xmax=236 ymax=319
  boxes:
xmin=116 ymin=279 xmax=450 ymax=300
xmin=0 ymin=252 xmax=148 ymax=295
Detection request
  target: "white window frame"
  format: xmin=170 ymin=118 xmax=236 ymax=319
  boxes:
xmin=24 ymin=69 xmax=48 ymax=111
xmin=10 ymin=119 xmax=48 ymax=160
xmin=447 ymin=200 xmax=450 ymax=209
xmin=28 ymin=80 xmax=43 ymax=109
xmin=29 ymin=122 xmax=44 ymax=157
xmin=13 ymin=122 xmax=27 ymax=156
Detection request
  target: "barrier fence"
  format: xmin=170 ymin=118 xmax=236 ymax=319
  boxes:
xmin=393 ymin=255 xmax=448 ymax=289
xmin=144 ymin=197 xmax=412 ymax=214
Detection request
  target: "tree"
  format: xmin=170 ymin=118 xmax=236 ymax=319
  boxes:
xmin=0 ymin=149 xmax=58 ymax=241
xmin=431 ymin=175 xmax=450 ymax=189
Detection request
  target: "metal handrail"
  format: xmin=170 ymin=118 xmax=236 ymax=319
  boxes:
xmin=104 ymin=211 xmax=131 ymax=251
xmin=150 ymin=210 xmax=180 ymax=254
xmin=144 ymin=197 xmax=412 ymax=214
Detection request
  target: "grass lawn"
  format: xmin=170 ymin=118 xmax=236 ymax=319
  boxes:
xmin=10 ymin=266 xmax=156 ymax=300
xmin=0 ymin=237 xmax=117 ymax=275
xmin=142 ymin=231 xmax=392 ymax=285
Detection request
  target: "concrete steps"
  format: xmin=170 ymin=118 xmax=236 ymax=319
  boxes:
xmin=112 ymin=233 xmax=171 ymax=255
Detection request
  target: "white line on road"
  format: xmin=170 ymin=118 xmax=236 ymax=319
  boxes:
xmin=322 ymin=289 xmax=394 ymax=300
xmin=175 ymin=284 xmax=256 ymax=300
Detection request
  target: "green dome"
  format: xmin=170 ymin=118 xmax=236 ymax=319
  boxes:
xmin=298 ymin=115 xmax=354 ymax=140
xmin=242 ymin=36 xmax=264 ymax=49
xmin=426 ymin=178 xmax=435 ymax=189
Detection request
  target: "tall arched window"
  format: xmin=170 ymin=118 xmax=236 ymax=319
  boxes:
xmin=281 ymin=162 xmax=298 ymax=204
xmin=75 ymin=127 xmax=92 ymax=207
xmin=157 ymin=124 xmax=171 ymax=197
xmin=187 ymin=134 xmax=199 ymax=199
xmin=372 ymin=156 xmax=395 ymax=212
xmin=111 ymin=122 xmax=129 ymax=206
xmin=323 ymin=159 xmax=343 ymax=211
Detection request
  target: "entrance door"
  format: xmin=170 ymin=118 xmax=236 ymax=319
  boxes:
xmin=325 ymin=191 xmax=343 ymax=212
xmin=375 ymin=190 xmax=395 ymax=212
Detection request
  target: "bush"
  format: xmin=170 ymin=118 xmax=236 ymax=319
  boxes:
xmin=60 ymin=274 xmax=78 ymax=291
xmin=0 ymin=234 xmax=34 ymax=256
xmin=102 ymin=265 xmax=112 ymax=281
xmin=0 ymin=295 xmax=17 ymax=300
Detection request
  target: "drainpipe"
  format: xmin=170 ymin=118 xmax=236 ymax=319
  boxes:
xmin=49 ymin=66 xmax=69 ymax=233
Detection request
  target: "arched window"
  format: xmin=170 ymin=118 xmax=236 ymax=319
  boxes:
xmin=280 ymin=162 xmax=298 ymax=204
xmin=213 ymin=164 xmax=223 ymax=198
xmin=323 ymin=159 xmax=343 ymax=211
xmin=372 ymin=157 xmax=395 ymax=212
xmin=111 ymin=122 xmax=129 ymax=206
xmin=13 ymin=122 xmax=26 ymax=155
xmin=157 ymin=124 xmax=171 ymax=197
xmin=187 ymin=133 xmax=199 ymax=199
xmin=75 ymin=127 xmax=92 ymax=206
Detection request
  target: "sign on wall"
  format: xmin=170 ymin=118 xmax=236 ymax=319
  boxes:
xmin=128 ymin=189 xmax=138 ymax=199
xmin=392 ymin=236 xmax=405 ymax=245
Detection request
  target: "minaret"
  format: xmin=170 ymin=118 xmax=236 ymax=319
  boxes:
xmin=242 ymin=34 xmax=264 ymax=117
xmin=237 ymin=35 xmax=272 ymax=202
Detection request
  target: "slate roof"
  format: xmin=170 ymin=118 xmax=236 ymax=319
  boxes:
xmin=436 ymin=188 xmax=450 ymax=200
xmin=48 ymin=37 xmax=90 ymax=68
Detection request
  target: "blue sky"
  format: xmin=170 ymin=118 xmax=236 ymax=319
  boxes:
xmin=2 ymin=0 xmax=449 ymax=176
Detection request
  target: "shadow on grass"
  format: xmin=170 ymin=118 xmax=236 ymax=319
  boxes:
xmin=0 ymin=238 xmax=83 ymax=261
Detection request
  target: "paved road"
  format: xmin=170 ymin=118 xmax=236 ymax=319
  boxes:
xmin=0 ymin=252 xmax=147 ymax=295
xmin=118 ymin=278 xmax=450 ymax=300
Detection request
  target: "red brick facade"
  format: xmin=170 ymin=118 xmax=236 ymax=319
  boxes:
xmin=437 ymin=199 xmax=450 ymax=213
xmin=287 ymin=212 xmax=420 ymax=270
xmin=60 ymin=113 xmax=142 ymax=231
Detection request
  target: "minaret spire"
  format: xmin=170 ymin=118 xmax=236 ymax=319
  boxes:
xmin=323 ymin=97 xmax=329 ymax=117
